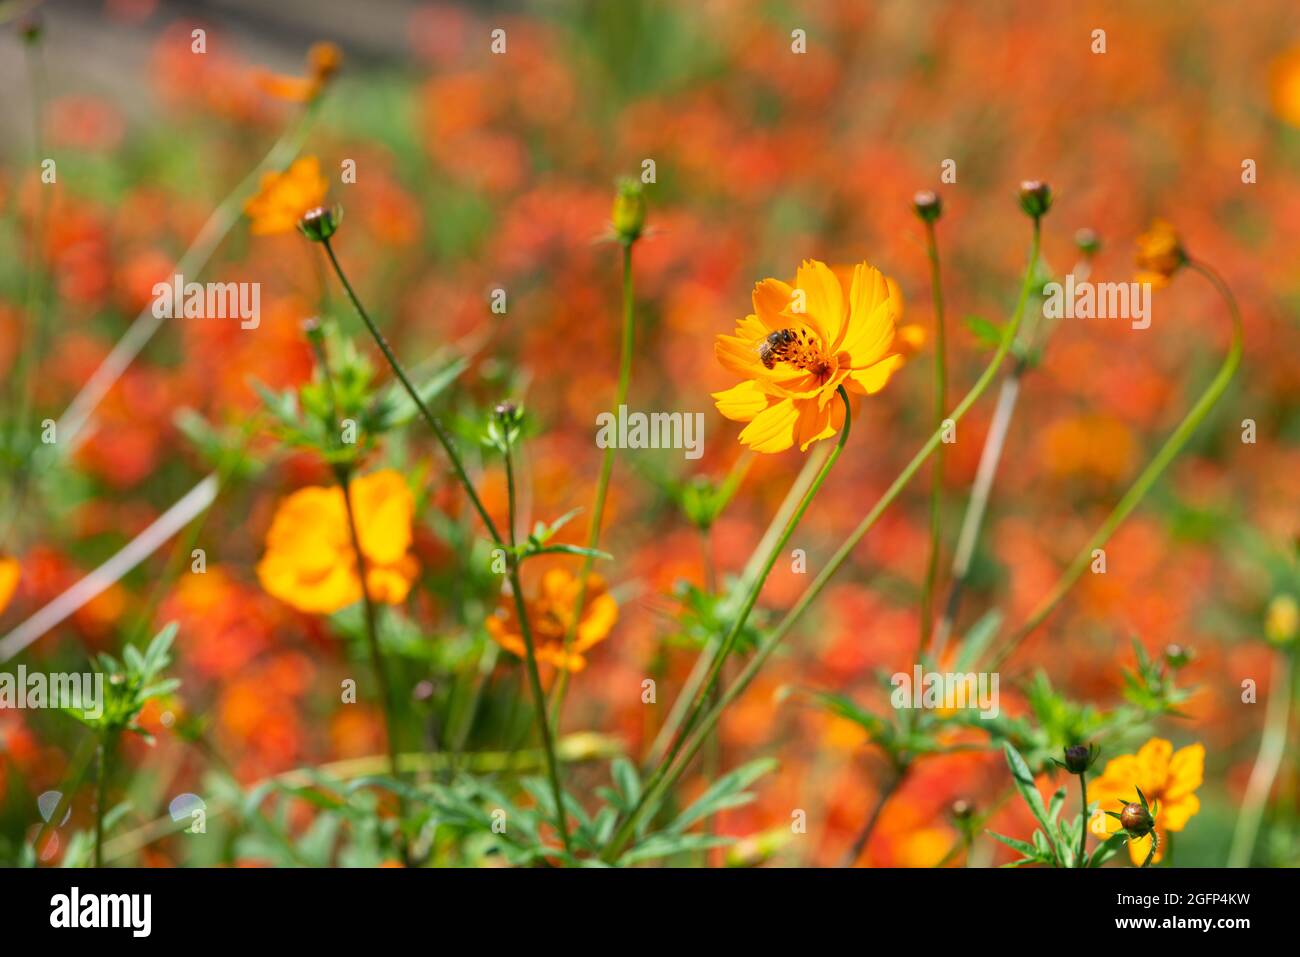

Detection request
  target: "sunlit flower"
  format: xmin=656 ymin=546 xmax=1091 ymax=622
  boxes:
xmin=1134 ymin=219 xmax=1186 ymax=288
xmin=713 ymin=259 xmax=906 ymax=454
xmin=0 ymin=557 xmax=19 ymax=616
xmin=257 ymin=41 xmax=343 ymax=103
xmin=1269 ymin=45 xmax=1300 ymax=127
xmin=485 ymin=568 xmax=617 ymax=672
xmin=257 ymin=469 xmax=419 ymax=614
xmin=1088 ymin=737 xmax=1203 ymax=865
xmin=244 ymin=156 xmax=328 ymax=236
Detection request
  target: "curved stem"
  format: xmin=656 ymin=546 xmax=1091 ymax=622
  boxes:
xmin=919 ymin=218 xmax=947 ymax=653
xmin=1227 ymin=647 xmax=1295 ymax=867
xmin=602 ymin=387 xmax=854 ymax=862
xmin=988 ymin=258 xmax=1244 ymax=669
xmin=321 ymin=238 xmax=503 ymax=546
xmin=551 ymin=240 xmax=636 ymax=728
xmin=603 ymin=225 xmax=1043 ymax=864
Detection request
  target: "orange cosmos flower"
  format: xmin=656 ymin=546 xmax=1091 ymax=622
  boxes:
xmin=0 ymin=557 xmax=19 ymax=615
xmin=244 ymin=156 xmax=328 ymax=236
xmin=1270 ymin=45 xmax=1300 ymax=127
xmin=1134 ymin=219 xmax=1187 ymax=288
xmin=1087 ymin=737 xmax=1204 ymax=865
xmin=713 ymin=259 xmax=906 ymax=453
xmin=257 ymin=42 xmax=343 ymax=103
xmin=257 ymin=469 xmax=419 ymax=615
xmin=486 ymin=568 xmax=617 ymax=672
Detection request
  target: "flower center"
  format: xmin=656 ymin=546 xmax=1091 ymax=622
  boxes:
xmin=760 ymin=327 xmax=830 ymax=377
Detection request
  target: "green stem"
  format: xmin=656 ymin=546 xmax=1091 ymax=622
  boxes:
xmin=1078 ymin=772 xmax=1089 ymax=866
xmin=337 ymin=466 xmax=401 ymax=778
xmin=500 ymin=432 xmax=573 ymax=854
xmin=321 ymin=238 xmax=504 ymax=546
xmin=841 ymin=764 xmax=908 ymax=866
xmin=603 ymin=386 xmax=854 ymax=862
xmin=1227 ymin=647 xmax=1295 ymax=867
xmin=93 ymin=732 xmax=115 ymax=868
xmin=919 ymin=218 xmax=947 ymax=652
xmin=987 ymin=258 xmax=1243 ymax=669
xmin=603 ymin=224 xmax=1043 ymax=863
xmin=550 ymin=241 xmax=637 ymax=729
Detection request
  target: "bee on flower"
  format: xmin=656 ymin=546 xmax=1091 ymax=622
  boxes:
xmin=712 ymin=260 xmax=909 ymax=454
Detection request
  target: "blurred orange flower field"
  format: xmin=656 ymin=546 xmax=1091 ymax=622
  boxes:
xmin=0 ymin=0 xmax=1297 ymax=889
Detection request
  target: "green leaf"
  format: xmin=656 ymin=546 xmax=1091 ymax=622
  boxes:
xmin=1003 ymin=742 xmax=1059 ymax=858
xmin=987 ymin=830 xmax=1038 ymax=858
xmin=668 ymin=757 xmax=775 ymax=834
xmin=619 ymin=833 xmax=732 ymax=866
xmin=964 ymin=314 xmax=1006 ymax=349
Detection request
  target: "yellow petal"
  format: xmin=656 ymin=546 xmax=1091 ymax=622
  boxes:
xmin=792 ymin=259 xmax=842 ymax=346
xmin=353 ymin=470 xmax=415 ymax=566
xmin=712 ymin=380 xmax=773 ymax=422
xmin=752 ymin=278 xmax=797 ymax=332
xmin=1135 ymin=738 xmax=1173 ymax=796
xmin=1160 ymin=793 xmax=1200 ymax=832
xmin=738 ymin=397 xmax=800 ymax=453
xmin=0 ymin=557 xmax=19 ymax=616
xmin=846 ymin=353 xmax=905 ymax=395
xmin=1164 ymin=743 xmax=1205 ymax=802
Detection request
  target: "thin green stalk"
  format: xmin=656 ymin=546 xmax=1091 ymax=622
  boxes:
xmin=499 ymin=408 xmax=572 ymax=853
xmin=987 ymin=258 xmax=1243 ymax=669
xmin=646 ymin=444 xmax=825 ymax=767
xmin=603 ymin=387 xmax=854 ymax=862
xmin=602 ymin=225 xmax=1043 ymax=863
xmin=93 ymin=732 xmax=116 ymax=868
xmin=551 ymin=241 xmax=637 ymax=729
xmin=337 ymin=466 xmax=400 ymax=778
xmin=841 ymin=763 xmax=908 ymax=867
xmin=919 ymin=218 xmax=947 ymax=652
xmin=320 ymin=237 xmax=503 ymax=546
xmin=1228 ymin=647 xmax=1295 ymax=867
xmin=1078 ymin=772 xmax=1089 ymax=866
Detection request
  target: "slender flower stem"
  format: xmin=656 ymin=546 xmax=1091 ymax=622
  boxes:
xmin=501 ymin=422 xmax=574 ymax=853
xmin=93 ymin=732 xmax=115 ymax=868
xmin=337 ymin=466 xmax=400 ymax=778
xmin=841 ymin=764 xmax=908 ymax=866
xmin=1078 ymin=772 xmax=1089 ymax=867
xmin=603 ymin=226 xmax=1043 ymax=864
xmin=919 ymin=219 xmax=947 ymax=653
xmin=1228 ymin=647 xmax=1295 ymax=867
xmin=320 ymin=238 xmax=503 ymax=546
xmin=551 ymin=241 xmax=637 ymax=728
xmin=603 ymin=388 xmax=854 ymax=862
xmin=646 ymin=444 xmax=827 ymax=768
xmin=987 ymin=258 xmax=1244 ymax=669
xmin=322 ymin=237 xmax=571 ymax=853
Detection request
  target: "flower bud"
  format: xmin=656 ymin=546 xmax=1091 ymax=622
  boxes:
xmin=298 ymin=205 xmax=342 ymax=243
xmin=1266 ymin=594 xmax=1298 ymax=646
xmin=1119 ymin=801 xmax=1154 ymax=837
xmin=1164 ymin=643 xmax=1191 ymax=668
xmin=19 ymin=14 xmax=42 ymax=44
xmin=1074 ymin=227 xmax=1100 ymax=256
xmin=611 ymin=178 xmax=646 ymax=244
xmin=912 ymin=190 xmax=943 ymax=223
xmin=1017 ymin=180 xmax=1052 ymax=219
xmin=1063 ymin=744 xmax=1091 ymax=774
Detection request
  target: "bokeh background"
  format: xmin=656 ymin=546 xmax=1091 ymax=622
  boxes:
xmin=1 ymin=0 xmax=1298 ymax=866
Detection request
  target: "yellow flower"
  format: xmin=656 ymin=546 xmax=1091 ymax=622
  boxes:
xmin=1270 ymin=45 xmax=1300 ymax=127
xmin=1134 ymin=219 xmax=1186 ymax=288
xmin=244 ymin=156 xmax=328 ymax=236
xmin=257 ymin=469 xmax=419 ymax=614
xmin=257 ymin=42 xmax=343 ymax=103
xmin=486 ymin=568 xmax=617 ymax=672
xmin=713 ymin=259 xmax=907 ymax=454
xmin=0 ymin=556 xmax=19 ymax=616
xmin=1088 ymin=738 xmax=1204 ymax=865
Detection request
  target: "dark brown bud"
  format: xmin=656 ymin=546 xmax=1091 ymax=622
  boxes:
xmin=1120 ymin=802 xmax=1154 ymax=836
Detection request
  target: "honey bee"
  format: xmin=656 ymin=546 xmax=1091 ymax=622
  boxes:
xmin=757 ymin=328 xmax=797 ymax=369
